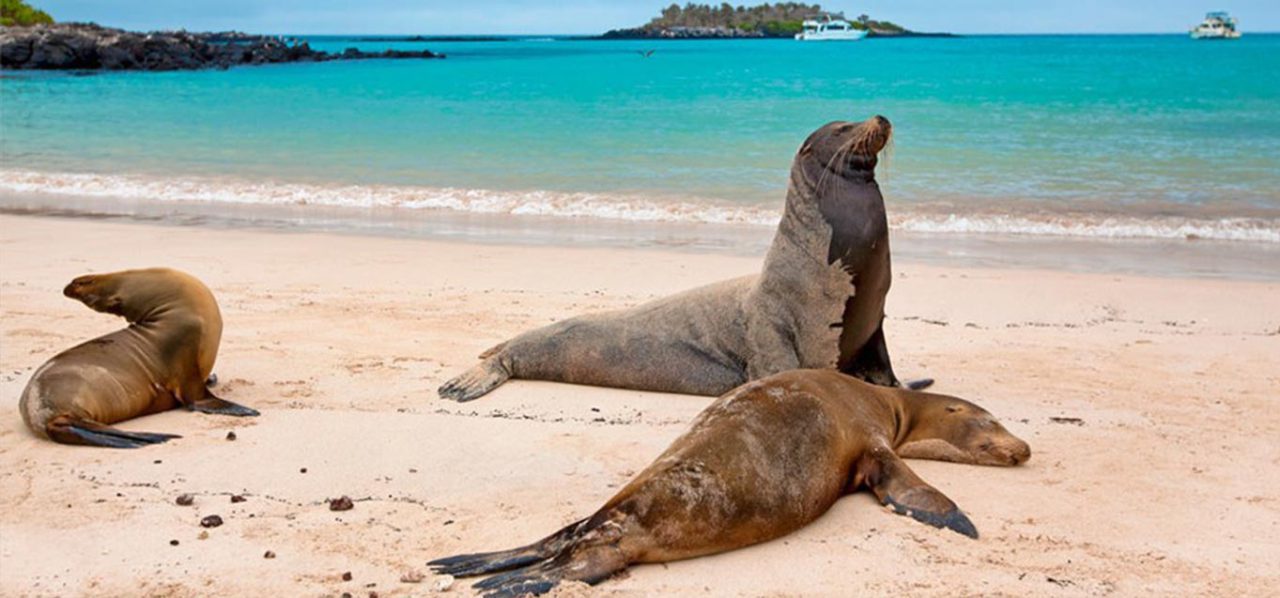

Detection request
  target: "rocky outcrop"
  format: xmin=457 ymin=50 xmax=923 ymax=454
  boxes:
xmin=0 ymin=23 xmax=444 ymax=71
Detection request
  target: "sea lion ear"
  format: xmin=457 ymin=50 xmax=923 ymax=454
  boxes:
xmin=858 ymin=447 xmax=978 ymax=539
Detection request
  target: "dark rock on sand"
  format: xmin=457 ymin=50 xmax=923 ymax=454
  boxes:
xmin=199 ymin=514 xmax=224 ymax=528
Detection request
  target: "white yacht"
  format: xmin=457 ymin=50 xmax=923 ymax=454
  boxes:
xmin=1190 ymin=12 xmax=1241 ymax=39
xmin=795 ymin=15 xmax=868 ymax=41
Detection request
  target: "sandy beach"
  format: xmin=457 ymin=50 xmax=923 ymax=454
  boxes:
xmin=1 ymin=213 xmax=1277 ymax=597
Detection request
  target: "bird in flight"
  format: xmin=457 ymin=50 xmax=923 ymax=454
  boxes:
xmin=637 ymin=50 xmax=656 ymax=58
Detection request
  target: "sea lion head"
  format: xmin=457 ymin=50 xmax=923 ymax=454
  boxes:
xmin=64 ymin=273 xmax=128 ymax=316
xmin=64 ymin=268 xmax=204 ymax=323
xmin=896 ymin=392 xmax=1031 ymax=467
xmin=794 ymin=115 xmax=892 ymax=186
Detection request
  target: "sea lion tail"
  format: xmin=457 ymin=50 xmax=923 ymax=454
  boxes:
xmin=428 ymin=517 xmax=589 ymax=577
xmin=44 ymin=415 xmax=180 ymax=449
xmin=438 ymin=357 xmax=512 ymax=402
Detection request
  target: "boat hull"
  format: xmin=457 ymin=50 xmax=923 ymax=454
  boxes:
xmin=795 ymin=30 xmax=869 ymax=41
xmin=1190 ymin=31 xmax=1241 ymax=39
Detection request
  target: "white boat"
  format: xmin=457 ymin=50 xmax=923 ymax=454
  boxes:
xmin=1190 ymin=11 xmax=1241 ymax=39
xmin=795 ymin=15 xmax=868 ymax=41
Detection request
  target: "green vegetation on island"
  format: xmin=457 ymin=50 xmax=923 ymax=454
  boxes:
xmin=604 ymin=3 xmax=916 ymax=38
xmin=1 ymin=0 xmax=54 ymax=27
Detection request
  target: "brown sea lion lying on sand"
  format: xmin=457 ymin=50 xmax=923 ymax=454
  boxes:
xmin=19 ymin=268 xmax=257 ymax=448
xmin=430 ymin=370 xmax=1030 ymax=597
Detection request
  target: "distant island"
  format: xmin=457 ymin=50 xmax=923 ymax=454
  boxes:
xmin=0 ymin=23 xmax=445 ymax=71
xmin=603 ymin=2 xmax=947 ymax=39
xmin=0 ymin=2 xmax=446 ymax=71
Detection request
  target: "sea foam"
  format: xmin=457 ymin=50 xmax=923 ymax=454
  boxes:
xmin=2 ymin=169 xmax=1277 ymax=244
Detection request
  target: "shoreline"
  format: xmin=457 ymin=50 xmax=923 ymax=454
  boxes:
xmin=1 ymin=214 xmax=1276 ymax=596
xmin=3 ymin=191 xmax=1278 ymax=282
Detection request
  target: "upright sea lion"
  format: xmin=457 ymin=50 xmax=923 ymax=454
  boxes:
xmin=19 ymin=268 xmax=258 ymax=448
xmin=440 ymin=115 xmax=920 ymax=402
xmin=430 ymin=370 xmax=1030 ymax=597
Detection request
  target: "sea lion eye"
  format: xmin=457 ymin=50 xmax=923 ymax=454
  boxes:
xmin=946 ymin=405 xmax=962 ymax=413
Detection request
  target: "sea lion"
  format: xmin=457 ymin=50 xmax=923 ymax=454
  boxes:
xmin=18 ymin=268 xmax=258 ymax=448
xmin=430 ymin=370 xmax=1030 ymax=597
xmin=440 ymin=115 xmax=920 ymax=402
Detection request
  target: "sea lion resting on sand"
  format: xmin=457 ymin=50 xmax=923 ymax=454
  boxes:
xmin=19 ymin=268 xmax=258 ymax=448
xmin=441 ymin=115 xmax=920 ymax=402
xmin=431 ymin=370 xmax=1030 ymax=597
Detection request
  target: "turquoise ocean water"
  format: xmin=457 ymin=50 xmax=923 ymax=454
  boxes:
xmin=2 ymin=34 xmax=1279 ymax=248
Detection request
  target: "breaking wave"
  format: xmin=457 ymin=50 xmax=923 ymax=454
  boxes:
xmin=2 ymin=169 xmax=1277 ymax=243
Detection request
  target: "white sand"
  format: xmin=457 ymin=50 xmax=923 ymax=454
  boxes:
xmin=1 ymin=214 xmax=1277 ymax=597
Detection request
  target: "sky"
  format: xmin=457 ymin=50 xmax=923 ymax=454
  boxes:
xmin=35 ymin=0 xmax=1280 ymax=35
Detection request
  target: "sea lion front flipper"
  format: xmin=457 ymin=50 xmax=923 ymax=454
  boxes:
xmin=191 ymin=393 xmax=260 ymax=417
xmin=905 ymin=378 xmax=935 ymax=391
xmin=45 ymin=415 xmax=180 ymax=449
xmin=859 ymin=447 xmax=978 ymax=538
xmin=438 ymin=357 xmax=512 ymax=402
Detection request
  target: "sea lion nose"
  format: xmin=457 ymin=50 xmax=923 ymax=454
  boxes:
xmin=870 ymin=115 xmax=890 ymax=129
xmin=1009 ymin=440 xmax=1031 ymax=465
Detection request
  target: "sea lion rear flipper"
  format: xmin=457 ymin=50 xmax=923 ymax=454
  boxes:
xmin=429 ymin=544 xmax=547 ymax=578
xmin=859 ymin=447 xmax=978 ymax=539
xmin=429 ymin=517 xmax=590 ymax=577
xmin=191 ymin=393 xmax=260 ymax=417
xmin=46 ymin=416 xmax=180 ymax=449
xmin=469 ymin=545 xmax=628 ymax=598
xmin=438 ymin=358 xmax=511 ymax=402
